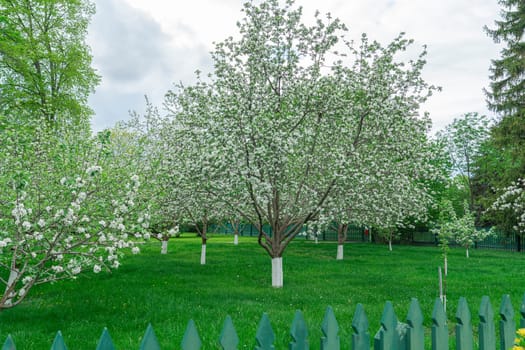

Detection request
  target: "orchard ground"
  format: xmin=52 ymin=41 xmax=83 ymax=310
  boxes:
xmin=0 ymin=236 xmax=523 ymax=349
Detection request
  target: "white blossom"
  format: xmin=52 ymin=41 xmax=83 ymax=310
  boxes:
xmin=86 ymin=165 xmax=102 ymax=176
xmin=51 ymin=266 xmax=64 ymax=273
xmin=22 ymin=221 xmax=31 ymax=231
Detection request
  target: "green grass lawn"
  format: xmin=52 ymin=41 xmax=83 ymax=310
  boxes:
xmin=0 ymin=236 xmax=524 ymax=349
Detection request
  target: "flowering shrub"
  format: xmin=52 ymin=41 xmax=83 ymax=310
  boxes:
xmin=0 ymin=120 xmax=152 ymax=309
xmin=491 ymin=179 xmax=525 ymax=235
xmin=432 ymin=200 xmax=494 ymax=258
xmin=513 ymin=328 xmax=525 ymax=350
xmin=0 ymin=166 xmax=150 ymax=309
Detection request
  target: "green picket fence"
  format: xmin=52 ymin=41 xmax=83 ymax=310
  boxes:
xmin=3 ymin=294 xmax=524 ymax=349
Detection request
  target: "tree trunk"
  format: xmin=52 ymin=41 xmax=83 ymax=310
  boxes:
xmin=336 ymin=244 xmax=344 ymax=260
xmin=257 ymin=213 xmax=311 ymax=288
xmin=466 ymin=247 xmax=469 ymax=258
xmin=388 ymin=239 xmax=392 ymax=251
xmin=4 ymin=268 xmax=19 ymax=306
xmin=336 ymin=223 xmax=348 ymax=260
xmin=161 ymin=240 xmax=168 ymax=254
xmin=444 ymin=255 xmax=448 ymax=276
xmin=231 ymin=219 xmax=240 ymax=245
xmin=271 ymin=257 xmax=283 ymax=288
xmin=201 ymin=237 xmax=207 ymax=265
xmin=198 ymin=219 xmax=208 ymax=265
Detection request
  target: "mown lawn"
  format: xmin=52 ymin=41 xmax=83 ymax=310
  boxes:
xmin=0 ymin=235 xmax=524 ymax=349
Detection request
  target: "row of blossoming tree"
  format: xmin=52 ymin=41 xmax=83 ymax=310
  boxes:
xmin=1 ymin=0 xmax=523 ymax=312
xmin=141 ymin=0 xmax=443 ymax=288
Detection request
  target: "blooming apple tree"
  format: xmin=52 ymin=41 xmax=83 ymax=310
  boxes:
xmin=490 ymin=178 xmax=525 ymax=236
xmin=0 ymin=120 xmax=150 ymax=309
xmin=319 ymin=32 xmax=438 ymax=257
xmin=166 ymin=0 xmax=438 ymax=287
xmin=365 ymin=176 xmax=433 ymax=252
xmin=110 ymin=101 xmax=189 ymax=255
xmin=433 ymin=200 xmax=493 ymax=258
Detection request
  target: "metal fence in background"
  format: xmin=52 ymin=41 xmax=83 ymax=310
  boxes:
xmin=208 ymin=222 xmax=525 ymax=253
xmin=208 ymin=222 xmax=369 ymax=242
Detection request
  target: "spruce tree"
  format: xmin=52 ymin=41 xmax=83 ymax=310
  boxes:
xmin=483 ymin=0 xmax=524 ymax=180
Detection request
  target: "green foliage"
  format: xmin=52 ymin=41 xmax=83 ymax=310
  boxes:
xmin=432 ymin=200 xmax=494 ymax=258
xmin=476 ymin=0 xmax=525 ymax=229
xmin=490 ymin=178 xmax=525 ymax=235
xmin=0 ymin=0 xmax=100 ymax=131
xmin=0 ymin=115 xmax=149 ymax=308
xmin=472 ymin=130 xmax=524 ymax=229
xmin=431 ymin=199 xmax=456 ymax=258
xmin=484 ymin=0 xmax=525 ymax=120
xmin=0 ymin=0 xmax=150 ymax=309
xmin=435 ymin=112 xmax=491 ymax=211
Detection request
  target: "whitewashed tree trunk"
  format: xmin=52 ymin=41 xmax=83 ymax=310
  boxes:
xmin=200 ymin=244 xmax=206 ymax=265
xmin=4 ymin=268 xmax=19 ymax=306
xmin=336 ymin=244 xmax=344 ymax=260
xmin=314 ymin=235 xmax=318 ymax=244
xmin=444 ymin=256 xmax=448 ymax=276
xmin=466 ymin=247 xmax=469 ymax=258
xmin=271 ymin=257 xmax=283 ymax=288
xmin=234 ymin=233 xmax=239 ymax=245
xmin=161 ymin=240 xmax=168 ymax=254
xmin=388 ymin=239 xmax=392 ymax=251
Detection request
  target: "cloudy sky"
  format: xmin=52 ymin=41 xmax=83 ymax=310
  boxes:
xmin=87 ymin=0 xmax=502 ymax=134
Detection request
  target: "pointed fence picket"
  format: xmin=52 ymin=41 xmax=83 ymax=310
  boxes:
xmin=521 ymin=297 xmax=525 ymax=329
xmin=406 ymin=298 xmax=424 ymax=350
xmin=1 ymin=335 xmax=15 ymax=350
xmin=181 ymin=319 xmax=201 ymax=350
xmin=219 ymin=316 xmax=239 ymax=350
xmin=478 ymin=296 xmax=495 ymax=350
xmin=255 ymin=313 xmax=275 ymax=350
xmin=321 ymin=306 xmax=340 ymax=350
xmin=455 ymin=297 xmax=473 ymax=350
xmin=3 ymin=293 xmax=525 ymax=349
xmin=290 ymin=310 xmax=309 ymax=350
xmin=431 ymin=298 xmax=448 ymax=350
xmin=352 ymin=303 xmax=370 ymax=350
xmin=51 ymin=331 xmax=67 ymax=350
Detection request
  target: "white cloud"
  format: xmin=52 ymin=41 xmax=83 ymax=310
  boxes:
xmin=88 ymin=0 xmax=503 ymax=133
